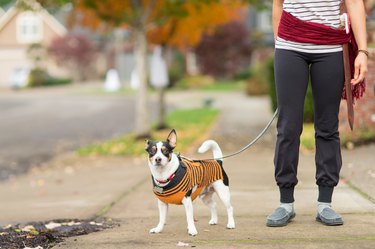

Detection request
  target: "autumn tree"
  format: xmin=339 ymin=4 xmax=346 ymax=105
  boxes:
xmin=148 ymin=1 xmax=245 ymax=77
xmin=147 ymin=1 xmax=244 ymax=50
xmin=67 ymin=0 xmax=249 ymax=138
xmin=146 ymin=1 xmax=245 ymax=128
xmin=35 ymin=0 xmax=265 ymax=138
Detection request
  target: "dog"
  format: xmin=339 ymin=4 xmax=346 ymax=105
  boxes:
xmin=145 ymin=129 xmax=235 ymax=236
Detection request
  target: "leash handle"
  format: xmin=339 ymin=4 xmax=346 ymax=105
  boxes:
xmin=182 ymin=108 xmax=279 ymax=161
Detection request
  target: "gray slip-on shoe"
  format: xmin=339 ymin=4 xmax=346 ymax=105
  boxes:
xmin=316 ymin=207 xmax=344 ymax=226
xmin=266 ymin=207 xmax=296 ymax=227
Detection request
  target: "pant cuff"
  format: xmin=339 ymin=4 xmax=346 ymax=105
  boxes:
xmin=279 ymin=187 xmax=295 ymax=203
xmin=318 ymin=186 xmax=334 ymax=203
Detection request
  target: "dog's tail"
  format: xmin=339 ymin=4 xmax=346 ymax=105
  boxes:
xmin=198 ymin=140 xmax=223 ymax=160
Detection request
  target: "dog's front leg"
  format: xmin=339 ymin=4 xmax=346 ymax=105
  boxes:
xmin=182 ymin=196 xmax=198 ymax=236
xmin=150 ymin=199 xmax=168 ymax=234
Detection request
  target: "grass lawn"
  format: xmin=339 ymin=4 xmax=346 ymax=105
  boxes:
xmin=198 ymin=80 xmax=245 ymax=91
xmin=77 ymin=107 xmax=220 ymax=157
xmin=300 ymin=123 xmax=375 ymax=151
xmin=301 ymin=123 xmax=315 ymax=151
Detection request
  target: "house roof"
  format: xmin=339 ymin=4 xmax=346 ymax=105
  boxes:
xmin=0 ymin=2 xmax=67 ymax=36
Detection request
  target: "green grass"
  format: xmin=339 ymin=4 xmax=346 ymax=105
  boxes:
xmin=72 ymin=86 xmax=136 ymax=96
xmin=172 ymin=75 xmax=244 ymax=92
xmin=341 ymin=129 xmax=375 ymax=147
xmin=300 ymin=123 xmax=375 ymax=151
xmin=77 ymin=107 xmax=220 ymax=157
xmin=301 ymin=123 xmax=315 ymax=151
xmin=199 ymin=81 xmax=245 ymax=91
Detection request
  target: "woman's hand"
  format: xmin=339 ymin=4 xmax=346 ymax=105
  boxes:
xmin=351 ymin=52 xmax=368 ymax=85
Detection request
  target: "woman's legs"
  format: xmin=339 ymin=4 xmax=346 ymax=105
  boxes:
xmin=270 ymin=49 xmax=344 ymax=226
xmin=274 ymin=49 xmax=310 ymax=203
xmin=310 ymin=52 xmax=344 ymax=203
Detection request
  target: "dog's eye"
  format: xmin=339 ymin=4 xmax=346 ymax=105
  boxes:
xmin=149 ymin=147 xmax=157 ymax=156
xmin=161 ymin=147 xmax=170 ymax=155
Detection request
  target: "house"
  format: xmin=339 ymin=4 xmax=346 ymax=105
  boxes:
xmin=247 ymin=7 xmax=273 ymax=46
xmin=0 ymin=0 xmax=67 ymax=88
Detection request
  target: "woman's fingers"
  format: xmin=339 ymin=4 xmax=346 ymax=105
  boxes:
xmin=351 ymin=54 xmax=368 ymax=85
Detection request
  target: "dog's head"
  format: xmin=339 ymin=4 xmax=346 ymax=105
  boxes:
xmin=145 ymin=129 xmax=177 ymax=167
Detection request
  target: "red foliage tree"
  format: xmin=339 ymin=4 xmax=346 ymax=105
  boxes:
xmin=49 ymin=33 xmax=96 ymax=81
xmin=195 ymin=21 xmax=252 ymax=79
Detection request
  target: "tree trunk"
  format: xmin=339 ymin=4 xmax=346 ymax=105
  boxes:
xmin=156 ymin=87 xmax=167 ymax=130
xmin=134 ymin=28 xmax=150 ymax=138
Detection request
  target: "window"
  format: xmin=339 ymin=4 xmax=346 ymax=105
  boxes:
xmin=16 ymin=11 xmax=43 ymax=44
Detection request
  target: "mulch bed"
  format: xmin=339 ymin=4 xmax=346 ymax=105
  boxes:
xmin=0 ymin=218 xmax=117 ymax=249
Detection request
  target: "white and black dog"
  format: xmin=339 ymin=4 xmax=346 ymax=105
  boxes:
xmin=145 ymin=129 xmax=235 ymax=236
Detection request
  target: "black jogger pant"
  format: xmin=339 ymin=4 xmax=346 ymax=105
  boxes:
xmin=274 ymin=49 xmax=344 ymax=203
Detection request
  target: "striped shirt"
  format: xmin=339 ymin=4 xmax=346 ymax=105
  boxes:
xmin=275 ymin=0 xmax=343 ymax=53
xmin=152 ymin=159 xmax=225 ymax=205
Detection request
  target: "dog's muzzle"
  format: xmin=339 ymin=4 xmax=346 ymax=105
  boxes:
xmin=154 ymin=157 xmax=163 ymax=166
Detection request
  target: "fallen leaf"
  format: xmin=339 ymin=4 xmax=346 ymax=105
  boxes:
xmin=89 ymin=221 xmax=103 ymax=226
xmin=3 ymin=224 xmax=12 ymax=229
xmin=45 ymin=222 xmax=61 ymax=229
xmin=22 ymin=225 xmax=36 ymax=232
xmin=30 ymin=229 xmax=39 ymax=235
xmin=64 ymin=166 xmax=75 ymax=174
xmin=177 ymin=241 xmax=189 ymax=247
xmin=368 ymin=170 xmax=375 ymax=178
xmin=62 ymin=221 xmax=81 ymax=226
xmin=37 ymin=179 xmax=45 ymax=187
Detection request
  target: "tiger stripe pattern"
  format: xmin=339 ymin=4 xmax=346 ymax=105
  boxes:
xmin=153 ymin=158 xmax=226 ymax=205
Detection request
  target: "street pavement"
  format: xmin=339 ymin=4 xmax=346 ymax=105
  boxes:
xmin=0 ymin=84 xmax=155 ymax=181
xmin=0 ymin=90 xmax=374 ymax=248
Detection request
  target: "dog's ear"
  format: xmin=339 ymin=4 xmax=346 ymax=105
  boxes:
xmin=167 ymin=129 xmax=177 ymax=149
xmin=144 ymin=140 xmax=150 ymax=151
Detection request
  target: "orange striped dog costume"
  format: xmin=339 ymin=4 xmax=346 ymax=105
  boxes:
xmin=152 ymin=157 xmax=228 ymax=205
xmin=147 ymin=129 xmax=235 ymax=235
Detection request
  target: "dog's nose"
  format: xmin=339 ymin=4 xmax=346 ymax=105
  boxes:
xmin=155 ymin=157 xmax=162 ymax=164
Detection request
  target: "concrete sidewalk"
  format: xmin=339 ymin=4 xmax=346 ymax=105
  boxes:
xmin=1 ymin=91 xmax=374 ymax=248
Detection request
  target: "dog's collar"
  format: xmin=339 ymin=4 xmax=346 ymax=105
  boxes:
xmin=155 ymin=173 xmax=176 ymax=184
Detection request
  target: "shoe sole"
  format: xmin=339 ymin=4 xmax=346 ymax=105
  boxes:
xmin=266 ymin=213 xmax=296 ymax=227
xmin=316 ymin=216 xmax=344 ymax=226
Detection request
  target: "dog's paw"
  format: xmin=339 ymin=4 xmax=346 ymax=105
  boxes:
xmin=226 ymin=221 xmax=235 ymax=229
xmin=149 ymin=226 xmax=163 ymax=234
xmin=187 ymin=226 xmax=198 ymax=236
xmin=208 ymin=218 xmax=218 ymax=225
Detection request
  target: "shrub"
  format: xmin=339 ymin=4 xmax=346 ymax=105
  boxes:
xmin=265 ymin=57 xmax=277 ymax=111
xmin=195 ymin=21 xmax=252 ymax=79
xmin=234 ymin=69 xmax=253 ymax=81
xmin=168 ymin=50 xmax=186 ymax=87
xmin=304 ymin=82 xmax=314 ymax=123
xmin=28 ymin=68 xmax=72 ymax=87
xmin=245 ymin=61 xmax=270 ymax=96
xmin=174 ymin=75 xmax=215 ymax=89
xmin=48 ymin=33 xmax=96 ymax=81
